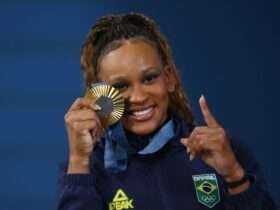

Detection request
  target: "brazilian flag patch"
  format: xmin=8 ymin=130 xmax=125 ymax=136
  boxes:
xmin=192 ymin=173 xmax=220 ymax=208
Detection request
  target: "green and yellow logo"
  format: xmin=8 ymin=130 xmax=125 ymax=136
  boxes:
xmin=109 ymin=188 xmax=134 ymax=210
xmin=192 ymin=173 xmax=220 ymax=208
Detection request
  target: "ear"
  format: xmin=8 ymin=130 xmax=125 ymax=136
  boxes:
xmin=163 ymin=66 xmax=176 ymax=93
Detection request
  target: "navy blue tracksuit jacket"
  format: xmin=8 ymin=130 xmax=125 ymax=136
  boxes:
xmin=57 ymin=117 xmax=276 ymax=210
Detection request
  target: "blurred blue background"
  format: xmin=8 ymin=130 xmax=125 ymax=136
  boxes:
xmin=0 ymin=0 xmax=279 ymax=209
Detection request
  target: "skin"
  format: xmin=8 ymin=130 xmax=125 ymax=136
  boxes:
xmin=181 ymin=95 xmax=250 ymax=194
xmin=65 ymin=40 xmax=175 ymax=173
xmin=64 ymin=98 xmax=102 ymax=173
xmin=64 ymin=39 xmax=249 ymax=194
xmin=98 ymin=40 xmax=175 ymax=135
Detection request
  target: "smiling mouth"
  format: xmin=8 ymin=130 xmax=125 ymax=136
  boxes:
xmin=127 ymin=106 xmax=154 ymax=121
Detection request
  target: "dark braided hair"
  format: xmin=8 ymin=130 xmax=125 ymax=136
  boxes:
xmin=80 ymin=12 xmax=194 ymax=127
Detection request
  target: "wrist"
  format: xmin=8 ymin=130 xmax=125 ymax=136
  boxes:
xmin=223 ymin=164 xmax=252 ymax=194
xmin=225 ymin=172 xmax=251 ymax=195
xmin=69 ymin=155 xmax=90 ymax=165
xmin=67 ymin=156 xmax=90 ymax=174
xmin=223 ymin=163 xmax=245 ymax=183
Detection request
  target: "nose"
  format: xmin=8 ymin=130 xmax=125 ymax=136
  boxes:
xmin=126 ymin=84 xmax=148 ymax=104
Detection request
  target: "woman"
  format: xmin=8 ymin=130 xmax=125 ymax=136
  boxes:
xmin=57 ymin=13 xmax=276 ymax=210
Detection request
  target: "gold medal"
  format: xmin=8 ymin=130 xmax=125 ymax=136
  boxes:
xmin=85 ymin=83 xmax=124 ymax=127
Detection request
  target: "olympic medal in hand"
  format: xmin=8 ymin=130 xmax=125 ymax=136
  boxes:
xmin=85 ymin=83 xmax=125 ymax=127
xmin=65 ymin=83 xmax=125 ymax=162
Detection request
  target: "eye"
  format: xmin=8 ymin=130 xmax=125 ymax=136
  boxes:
xmin=143 ymin=71 xmax=161 ymax=84
xmin=112 ymin=82 xmax=128 ymax=92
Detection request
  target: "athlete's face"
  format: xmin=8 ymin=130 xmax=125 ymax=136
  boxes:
xmin=98 ymin=40 xmax=175 ymax=135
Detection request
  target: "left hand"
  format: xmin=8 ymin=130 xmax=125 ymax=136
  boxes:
xmin=181 ymin=95 xmax=245 ymax=182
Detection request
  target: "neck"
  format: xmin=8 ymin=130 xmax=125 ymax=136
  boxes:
xmin=125 ymin=116 xmax=171 ymax=151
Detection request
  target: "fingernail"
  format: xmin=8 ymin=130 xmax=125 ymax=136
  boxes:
xmin=94 ymin=104 xmax=102 ymax=111
xmin=201 ymin=94 xmax=206 ymax=101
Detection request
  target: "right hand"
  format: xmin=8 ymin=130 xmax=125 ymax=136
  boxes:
xmin=64 ymin=97 xmax=103 ymax=172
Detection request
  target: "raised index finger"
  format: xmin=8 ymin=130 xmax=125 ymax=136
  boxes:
xmin=199 ymin=95 xmax=220 ymax=128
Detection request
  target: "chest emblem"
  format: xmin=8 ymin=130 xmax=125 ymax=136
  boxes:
xmin=192 ymin=173 xmax=221 ymax=208
xmin=109 ymin=188 xmax=134 ymax=210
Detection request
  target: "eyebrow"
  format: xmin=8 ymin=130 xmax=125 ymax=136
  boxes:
xmin=109 ymin=66 xmax=162 ymax=82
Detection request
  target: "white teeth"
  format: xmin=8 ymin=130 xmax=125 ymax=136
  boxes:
xmin=132 ymin=107 xmax=153 ymax=116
